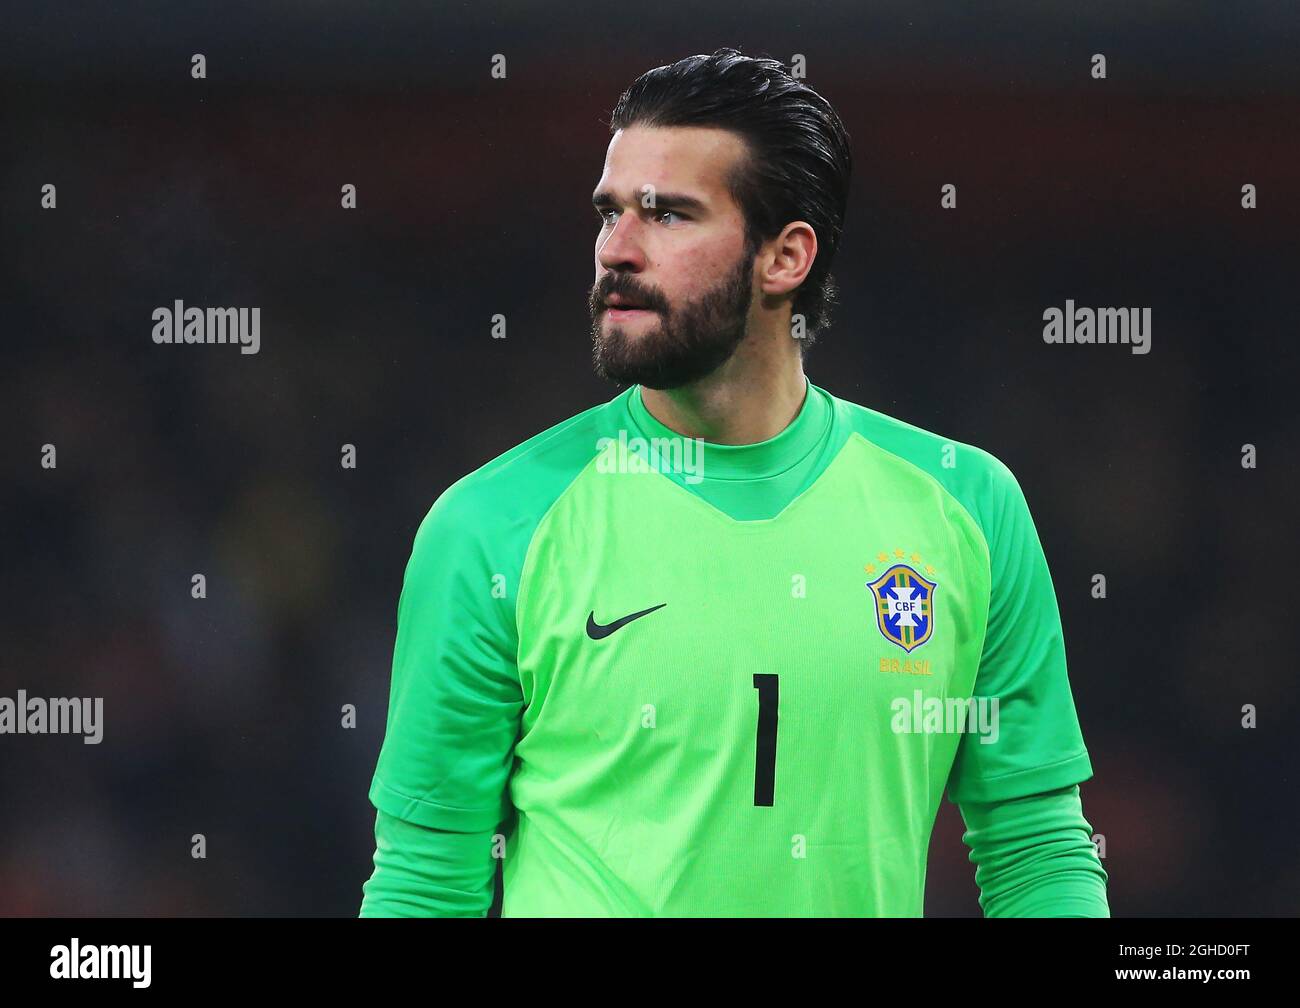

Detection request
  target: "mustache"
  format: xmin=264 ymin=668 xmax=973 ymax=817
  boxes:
xmin=591 ymin=280 xmax=663 ymax=313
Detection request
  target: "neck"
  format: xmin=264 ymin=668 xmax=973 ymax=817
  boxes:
xmin=639 ymin=331 xmax=808 ymax=445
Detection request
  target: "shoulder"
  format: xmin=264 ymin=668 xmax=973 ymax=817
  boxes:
xmin=414 ymin=392 xmax=623 ymax=552
xmin=827 ymin=388 xmax=1028 ymax=543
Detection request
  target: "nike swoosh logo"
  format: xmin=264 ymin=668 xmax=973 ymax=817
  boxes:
xmin=586 ymin=603 xmax=667 ymax=640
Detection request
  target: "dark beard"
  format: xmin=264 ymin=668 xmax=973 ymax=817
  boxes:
xmin=589 ymin=242 xmax=756 ymax=390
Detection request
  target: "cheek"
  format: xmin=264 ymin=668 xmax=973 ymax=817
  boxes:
xmin=665 ymin=241 xmax=741 ymax=297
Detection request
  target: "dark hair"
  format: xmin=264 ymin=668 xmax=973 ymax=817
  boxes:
xmin=609 ymin=47 xmax=853 ymax=346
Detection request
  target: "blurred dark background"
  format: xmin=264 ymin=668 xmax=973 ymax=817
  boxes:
xmin=2 ymin=2 xmax=1297 ymax=916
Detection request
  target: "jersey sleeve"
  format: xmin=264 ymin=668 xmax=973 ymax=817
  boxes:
xmin=958 ymin=785 xmax=1110 ymax=917
xmin=368 ymin=479 xmax=525 ymax=833
xmin=359 ymin=810 xmax=499 ymax=917
xmin=946 ymin=456 xmax=1094 ymax=804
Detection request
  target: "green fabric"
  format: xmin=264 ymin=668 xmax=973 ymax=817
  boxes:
xmin=625 ymin=377 xmax=833 ymax=520
xmin=959 ymin=785 xmax=1109 ymax=917
xmin=360 ymin=785 xmax=1109 ymax=917
xmin=361 ymin=810 xmax=496 ymax=917
xmin=360 ymin=380 xmax=1103 ymax=916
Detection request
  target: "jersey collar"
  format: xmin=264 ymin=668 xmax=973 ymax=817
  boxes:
xmin=624 ymin=377 xmax=830 ymax=481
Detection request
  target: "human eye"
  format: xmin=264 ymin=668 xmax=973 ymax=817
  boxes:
xmin=655 ymin=209 xmax=687 ymax=225
xmin=595 ymin=206 xmax=618 ymax=225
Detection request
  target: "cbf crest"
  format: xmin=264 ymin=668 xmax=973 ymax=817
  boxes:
xmin=865 ymin=557 xmax=937 ymax=653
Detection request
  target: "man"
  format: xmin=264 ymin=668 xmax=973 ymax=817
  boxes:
xmin=360 ymin=48 xmax=1109 ymax=917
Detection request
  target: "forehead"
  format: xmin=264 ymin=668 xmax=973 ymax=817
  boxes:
xmin=597 ymin=125 xmax=748 ymax=204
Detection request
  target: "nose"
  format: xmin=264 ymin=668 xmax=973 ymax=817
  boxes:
xmin=596 ymin=213 xmax=646 ymax=272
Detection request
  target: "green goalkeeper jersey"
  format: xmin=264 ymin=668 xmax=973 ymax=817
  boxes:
xmin=367 ymin=379 xmax=1097 ymax=916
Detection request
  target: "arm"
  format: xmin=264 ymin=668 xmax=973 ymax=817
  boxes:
xmin=945 ymin=455 xmax=1108 ymax=915
xmin=358 ymin=480 xmax=524 ymax=918
xmin=360 ymin=810 xmax=498 ymax=917
xmin=959 ymin=784 xmax=1109 ymax=917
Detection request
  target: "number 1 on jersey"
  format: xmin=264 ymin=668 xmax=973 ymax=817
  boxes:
xmin=752 ymin=673 xmax=778 ymax=807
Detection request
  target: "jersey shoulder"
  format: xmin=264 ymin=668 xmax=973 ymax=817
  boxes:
xmin=416 ymin=391 xmax=623 ymax=548
xmin=827 ymin=389 xmax=1027 ymax=549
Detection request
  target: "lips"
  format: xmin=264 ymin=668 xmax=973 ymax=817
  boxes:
xmin=605 ymin=293 xmax=653 ymax=310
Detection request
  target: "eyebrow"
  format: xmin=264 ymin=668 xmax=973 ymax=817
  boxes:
xmin=591 ymin=190 xmax=709 ymax=215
